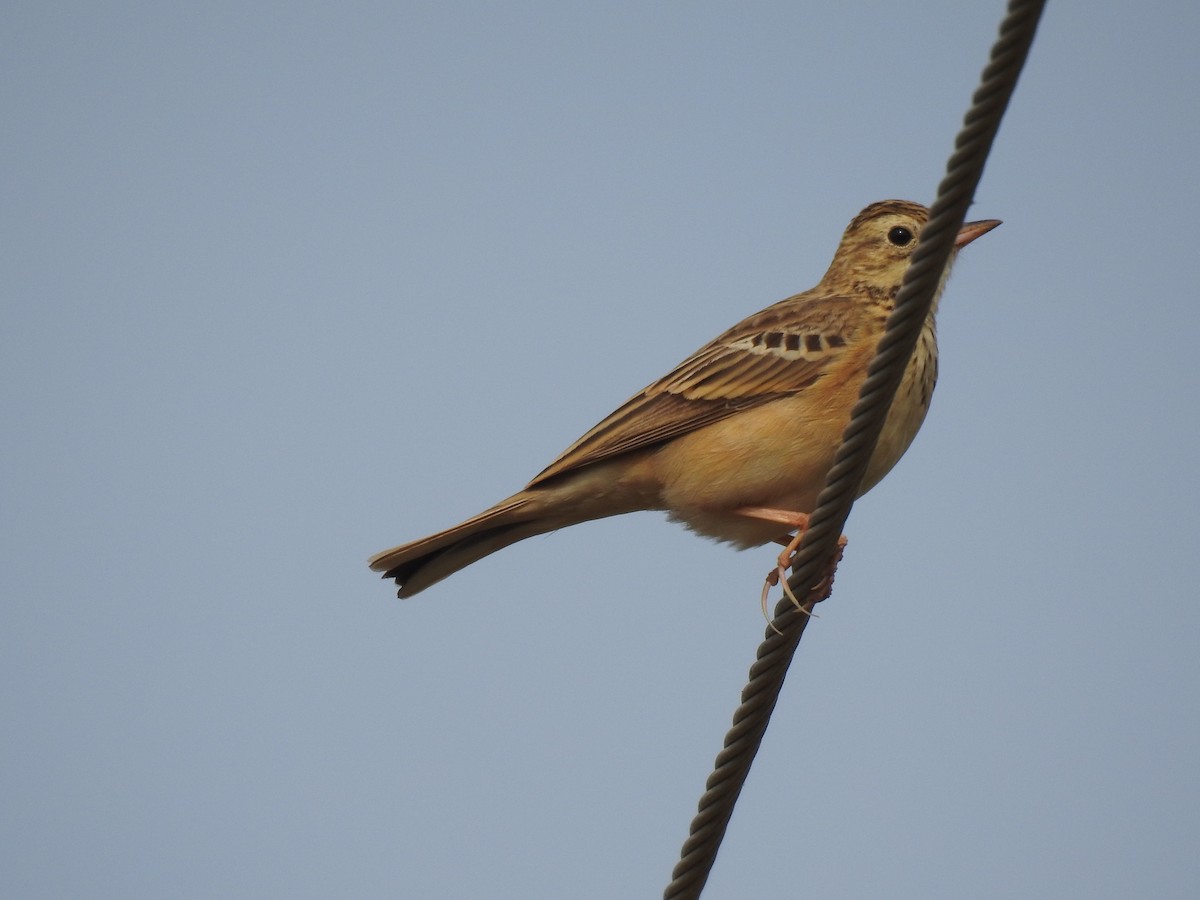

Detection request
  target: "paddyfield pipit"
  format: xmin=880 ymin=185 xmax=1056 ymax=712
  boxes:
xmin=370 ymin=200 xmax=1000 ymax=597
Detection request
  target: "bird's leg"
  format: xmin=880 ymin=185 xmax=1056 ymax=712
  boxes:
xmin=772 ymin=531 xmax=810 ymax=607
xmin=735 ymin=507 xmax=846 ymax=620
xmin=734 ymin=507 xmax=813 ymax=618
xmin=761 ymin=533 xmax=848 ymax=624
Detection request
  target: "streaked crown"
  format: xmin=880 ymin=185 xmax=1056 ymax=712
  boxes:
xmin=822 ymin=199 xmax=933 ymax=289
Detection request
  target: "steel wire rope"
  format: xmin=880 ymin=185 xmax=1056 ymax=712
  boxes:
xmin=663 ymin=2 xmax=1046 ymax=896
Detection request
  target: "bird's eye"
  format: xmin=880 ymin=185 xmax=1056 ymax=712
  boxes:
xmin=887 ymin=226 xmax=914 ymax=247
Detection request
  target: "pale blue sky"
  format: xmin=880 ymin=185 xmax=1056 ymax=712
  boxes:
xmin=4 ymin=2 xmax=1199 ymax=898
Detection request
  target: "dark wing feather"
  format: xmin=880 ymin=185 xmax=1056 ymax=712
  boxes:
xmin=527 ymin=292 xmax=867 ymax=487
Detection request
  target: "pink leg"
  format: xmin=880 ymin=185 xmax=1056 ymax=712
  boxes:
xmin=734 ymin=506 xmax=811 ymax=532
xmin=733 ymin=506 xmax=813 ymax=569
xmin=734 ymin=507 xmax=813 ymax=617
xmin=735 ymin=507 xmax=846 ymax=621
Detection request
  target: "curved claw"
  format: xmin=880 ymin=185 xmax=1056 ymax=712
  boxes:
xmin=761 ymin=531 xmax=849 ymax=625
xmin=760 ymin=558 xmax=813 ymax=632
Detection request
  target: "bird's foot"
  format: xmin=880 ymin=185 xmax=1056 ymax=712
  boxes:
xmin=758 ymin=528 xmax=847 ymax=630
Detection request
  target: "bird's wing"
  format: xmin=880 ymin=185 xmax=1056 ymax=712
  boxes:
xmin=527 ymin=292 xmax=869 ymax=487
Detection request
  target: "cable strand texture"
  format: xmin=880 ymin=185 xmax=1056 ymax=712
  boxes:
xmin=663 ymin=2 xmax=1045 ymax=897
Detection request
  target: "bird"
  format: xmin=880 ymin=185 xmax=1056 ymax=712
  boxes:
xmin=370 ymin=200 xmax=1000 ymax=598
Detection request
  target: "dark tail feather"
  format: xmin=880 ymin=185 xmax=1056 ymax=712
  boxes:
xmin=369 ymin=493 xmax=564 ymax=597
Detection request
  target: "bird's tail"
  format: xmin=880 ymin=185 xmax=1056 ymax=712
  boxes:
xmin=368 ymin=493 xmax=570 ymax=598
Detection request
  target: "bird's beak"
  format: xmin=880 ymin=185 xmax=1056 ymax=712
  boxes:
xmin=955 ymin=218 xmax=1002 ymax=248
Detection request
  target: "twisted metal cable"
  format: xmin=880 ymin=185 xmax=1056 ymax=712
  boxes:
xmin=663 ymin=2 xmax=1045 ymax=897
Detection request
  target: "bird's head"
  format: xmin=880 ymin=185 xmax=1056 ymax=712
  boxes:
xmin=824 ymin=199 xmax=1001 ymax=301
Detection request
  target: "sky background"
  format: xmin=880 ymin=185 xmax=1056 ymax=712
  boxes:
xmin=4 ymin=2 xmax=1199 ymax=898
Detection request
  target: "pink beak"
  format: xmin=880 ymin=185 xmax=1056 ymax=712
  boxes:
xmin=955 ymin=217 xmax=1002 ymax=248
